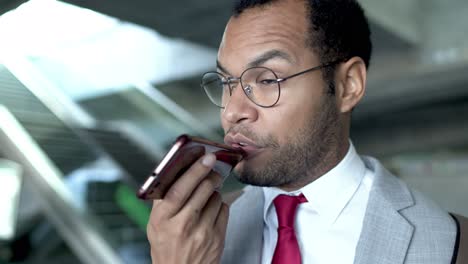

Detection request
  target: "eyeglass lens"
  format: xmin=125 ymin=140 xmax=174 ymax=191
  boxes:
xmin=201 ymin=67 xmax=280 ymax=108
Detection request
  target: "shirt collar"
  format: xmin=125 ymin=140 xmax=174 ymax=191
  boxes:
xmin=262 ymin=141 xmax=366 ymax=226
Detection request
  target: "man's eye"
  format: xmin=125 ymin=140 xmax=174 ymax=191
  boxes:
xmin=259 ymin=79 xmax=277 ymax=85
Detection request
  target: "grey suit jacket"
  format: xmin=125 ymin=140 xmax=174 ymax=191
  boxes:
xmin=221 ymin=156 xmax=458 ymax=264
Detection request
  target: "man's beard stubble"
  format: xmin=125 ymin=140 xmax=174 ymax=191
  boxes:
xmin=231 ymin=97 xmax=340 ymax=189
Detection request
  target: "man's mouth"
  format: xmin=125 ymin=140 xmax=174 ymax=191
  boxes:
xmin=224 ymin=133 xmax=263 ymax=158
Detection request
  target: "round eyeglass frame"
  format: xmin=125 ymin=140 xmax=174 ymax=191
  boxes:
xmin=201 ymin=59 xmax=343 ymax=108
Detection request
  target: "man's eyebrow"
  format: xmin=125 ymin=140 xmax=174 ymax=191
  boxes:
xmin=216 ymin=60 xmax=231 ymax=75
xmin=215 ymin=49 xmax=293 ymax=76
xmin=247 ymin=49 xmax=293 ymax=68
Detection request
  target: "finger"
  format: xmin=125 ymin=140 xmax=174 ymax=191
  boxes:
xmin=199 ymin=191 xmax=223 ymax=227
xmin=178 ymin=171 xmax=223 ymax=220
xmin=147 ymin=198 xmax=168 ymax=227
xmin=214 ymin=203 xmax=229 ymax=237
xmin=163 ymin=153 xmax=217 ymax=217
xmin=147 ymin=200 xmax=164 ymax=239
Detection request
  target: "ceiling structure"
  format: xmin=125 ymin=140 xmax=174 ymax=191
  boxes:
xmin=0 ymin=0 xmax=26 ymax=15
xmin=51 ymin=0 xmax=468 ymax=111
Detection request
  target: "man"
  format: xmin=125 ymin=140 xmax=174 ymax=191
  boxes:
xmin=147 ymin=0 xmax=465 ymax=263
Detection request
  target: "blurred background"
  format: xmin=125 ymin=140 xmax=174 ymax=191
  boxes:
xmin=0 ymin=0 xmax=467 ymax=263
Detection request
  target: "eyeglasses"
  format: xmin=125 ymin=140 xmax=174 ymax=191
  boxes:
xmin=201 ymin=60 xmax=341 ymax=108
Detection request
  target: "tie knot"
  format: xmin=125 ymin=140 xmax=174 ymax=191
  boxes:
xmin=273 ymin=193 xmax=307 ymax=228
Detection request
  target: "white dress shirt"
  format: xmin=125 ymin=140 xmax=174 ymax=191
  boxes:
xmin=261 ymin=142 xmax=374 ymax=264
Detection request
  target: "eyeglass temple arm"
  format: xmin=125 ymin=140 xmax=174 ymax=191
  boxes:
xmin=277 ymin=60 xmax=342 ymax=83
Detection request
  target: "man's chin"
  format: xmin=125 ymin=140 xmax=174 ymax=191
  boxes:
xmin=231 ymin=160 xmax=271 ymax=187
xmin=232 ymin=162 xmax=253 ymax=183
xmin=234 ymin=150 xmax=268 ymax=173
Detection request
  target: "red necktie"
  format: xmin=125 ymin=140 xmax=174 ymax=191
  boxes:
xmin=271 ymin=194 xmax=307 ymax=264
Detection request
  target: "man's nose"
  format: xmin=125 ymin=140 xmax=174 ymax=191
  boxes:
xmin=222 ymin=82 xmax=258 ymax=125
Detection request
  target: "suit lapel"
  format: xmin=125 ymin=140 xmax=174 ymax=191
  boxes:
xmin=354 ymin=157 xmax=415 ymax=264
xmin=222 ymin=186 xmax=264 ymax=264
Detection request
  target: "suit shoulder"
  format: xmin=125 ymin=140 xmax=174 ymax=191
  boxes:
xmin=404 ymin=188 xmax=458 ymax=262
xmin=363 ymin=155 xmax=454 ymax=224
xmin=403 ymin=187 xmax=456 ymax=232
xmin=362 ymin=156 xmax=457 ymax=262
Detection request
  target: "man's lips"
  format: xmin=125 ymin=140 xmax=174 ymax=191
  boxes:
xmin=224 ymin=133 xmax=263 ymax=157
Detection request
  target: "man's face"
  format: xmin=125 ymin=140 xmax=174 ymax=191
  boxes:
xmin=218 ymin=0 xmax=340 ymax=189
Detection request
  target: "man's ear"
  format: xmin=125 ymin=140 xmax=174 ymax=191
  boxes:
xmin=334 ymin=57 xmax=367 ymax=113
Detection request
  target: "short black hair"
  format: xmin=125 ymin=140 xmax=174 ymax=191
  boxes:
xmin=233 ymin=0 xmax=372 ymax=94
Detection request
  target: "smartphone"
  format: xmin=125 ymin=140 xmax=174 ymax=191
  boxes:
xmin=137 ymin=134 xmax=245 ymax=200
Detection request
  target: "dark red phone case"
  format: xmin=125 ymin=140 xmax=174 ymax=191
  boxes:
xmin=137 ymin=134 xmax=245 ymax=200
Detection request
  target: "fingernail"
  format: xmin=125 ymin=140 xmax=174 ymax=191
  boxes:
xmin=215 ymin=183 xmax=223 ymax=191
xmin=214 ymin=175 xmax=223 ymax=190
xmin=202 ymin=153 xmax=216 ymax=167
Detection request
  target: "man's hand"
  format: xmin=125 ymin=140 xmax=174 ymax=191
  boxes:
xmin=147 ymin=153 xmax=229 ymax=264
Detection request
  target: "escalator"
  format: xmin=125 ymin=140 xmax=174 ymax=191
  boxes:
xmin=0 ymin=64 xmax=158 ymax=263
